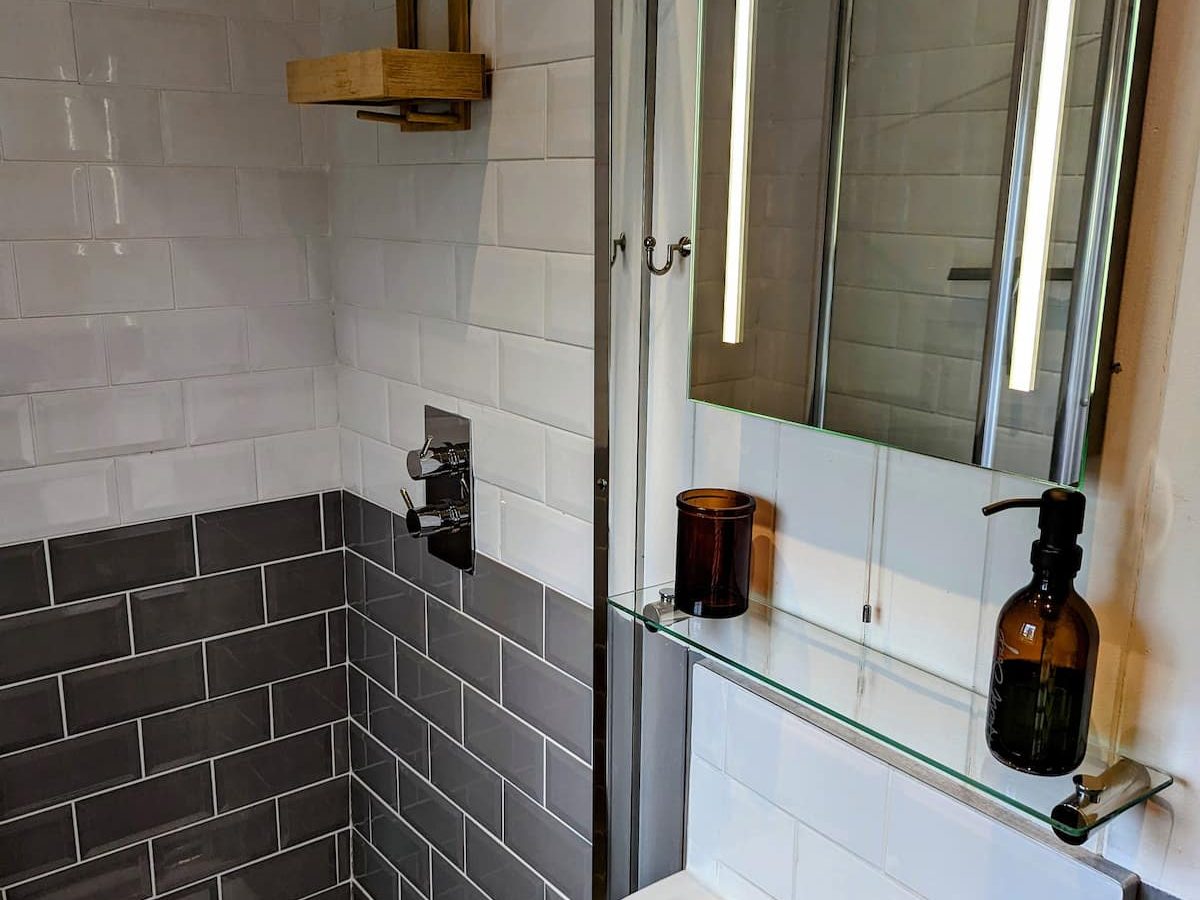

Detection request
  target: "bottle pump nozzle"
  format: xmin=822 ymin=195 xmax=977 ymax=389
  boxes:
xmin=983 ymin=487 xmax=1086 ymax=576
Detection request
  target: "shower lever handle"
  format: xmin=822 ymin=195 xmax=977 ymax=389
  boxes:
xmin=644 ymin=235 xmax=691 ymax=276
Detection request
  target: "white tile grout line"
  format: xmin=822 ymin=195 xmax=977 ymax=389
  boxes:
xmin=0 ymin=540 xmax=338 ymax=627
xmin=349 ymin=668 xmax=590 ymax=846
xmin=350 ymin=546 xmax=590 ymax=692
xmin=0 ymin=602 xmax=332 ymax=697
xmin=1 ymin=780 xmax=347 ymax=897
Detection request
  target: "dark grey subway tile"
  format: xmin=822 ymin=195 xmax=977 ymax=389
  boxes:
xmin=432 ymin=852 xmax=488 ymax=900
xmin=158 ymin=880 xmax=219 ymax=900
xmin=349 ymin=665 xmax=369 ymax=730
xmin=396 ymin=639 xmax=462 ymax=739
xmin=546 ymin=743 xmax=591 ymax=840
xmin=197 ymin=496 xmax=322 ymax=574
xmin=130 ymin=569 xmax=263 ymax=652
xmin=462 ymin=688 xmax=543 ymax=802
xmin=354 ymin=561 xmax=425 ymax=651
xmin=426 ymin=597 xmax=500 ymax=700
xmin=323 ymin=490 xmax=344 ymax=550
xmin=0 ymin=724 xmax=141 ymax=819
xmin=351 ymin=778 xmax=372 ymax=835
xmin=462 ymin=555 xmax=543 ymax=654
xmin=345 ymin=551 xmax=365 ymax=609
xmin=214 ymin=728 xmax=332 ymax=813
xmin=545 ymin=589 xmax=592 ymax=686
xmin=465 ymin=821 xmax=543 ymax=900
xmin=143 ymin=690 xmax=271 ymax=775
xmin=503 ymin=784 xmax=590 ymax=900
xmin=398 ymin=764 xmax=463 ymax=867
xmin=76 ymin=764 xmax=214 ymax=858
xmin=501 ymin=642 xmax=591 ymax=762
xmin=311 ymin=882 xmax=352 ymax=900
xmin=221 ymin=834 xmax=338 ymax=900
xmin=206 ymin=615 xmax=327 ymax=696
xmin=63 ymin=644 xmax=206 ymax=733
xmin=0 ymin=594 xmax=129 ymax=687
xmin=7 ymin=844 xmax=152 ymax=900
xmin=344 ymin=494 xmax=393 ymax=570
xmin=152 ymin=801 xmax=278 ymax=893
xmin=334 ymin=720 xmax=350 ymax=775
xmin=265 ymin=550 xmax=345 ymax=621
xmin=368 ymin=681 xmax=429 ymax=776
xmin=393 ymin=527 xmax=461 ymax=607
xmin=350 ymin=726 xmax=398 ymax=810
xmin=272 ymin=666 xmax=347 ymax=736
xmin=49 ymin=517 xmax=194 ymax=603
xmin=337 ymin=828 xmax=351 ymax=882
xmin=0 ymin=678 xmax=63 ymax=754
xmin=369 ymin=797 xmax=430 ymax=896
xmin=429 ymin=729 xmax=502 ymax=838
xmin=0 ymin=807 xmax=76 ymax=889
xmin=353 ymin=830 xmax=399 ymax=900
xmin=348 ymin=609 xmax=396 ymax=692
xmin=278 ymin=777 xmax=349 ymax=848
xmin=0 ymin=541 xmax=50 ymax=616
xmin=329 ymin=607 xmax=348 ymax=663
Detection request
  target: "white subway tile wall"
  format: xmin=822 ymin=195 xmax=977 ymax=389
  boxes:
xmin=0 ymin=1 xmax=336 ymax=539
xmin=687 ymin=667 xmax=1127 ymax=900
xmin=330 ymin=0 xmax=594 ymax=604
xmin=690 ymin=403 xmax=1094 ymax=696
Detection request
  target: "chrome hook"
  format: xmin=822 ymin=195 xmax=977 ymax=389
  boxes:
xmin=644 ymin=235 xmax=691 ymax=276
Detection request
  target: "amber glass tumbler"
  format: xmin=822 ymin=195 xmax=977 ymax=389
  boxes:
xmin=674 ymin=488 xmax=756 ymax=618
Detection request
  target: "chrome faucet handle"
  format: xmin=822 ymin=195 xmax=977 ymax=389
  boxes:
xmin=400 ymin=488 xmax=416 ymax=512
xmin=406 ymin=436 xmax=469 ymax=480
xmin=403 ymin=498 xmax=471 ymax=539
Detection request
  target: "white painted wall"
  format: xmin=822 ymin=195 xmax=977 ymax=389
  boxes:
xmin=0 ymin=0 xmax=337 ymax=544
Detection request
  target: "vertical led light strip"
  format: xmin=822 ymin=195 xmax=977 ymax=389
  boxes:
xmin=1010 ymin=0 xmax=1076 ymax=392
xmin=722 ymin=0 xmax=758 ymax=344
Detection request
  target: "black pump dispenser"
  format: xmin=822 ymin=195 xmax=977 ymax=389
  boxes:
xmin=983 ymin=487 xmax=1086 ymax=579
xmin=982 ymin=488 xmax=1098 ymax=776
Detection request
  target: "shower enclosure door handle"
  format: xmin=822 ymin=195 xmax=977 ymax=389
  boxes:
xmin=643 ymin=235 xmax=691 ymax=276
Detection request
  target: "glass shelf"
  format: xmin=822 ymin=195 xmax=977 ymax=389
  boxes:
xmin=609 ymin=585 xmax=1172 ymax=841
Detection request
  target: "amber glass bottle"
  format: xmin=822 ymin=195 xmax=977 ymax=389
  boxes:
xmin=983 ymin=489 xmax=1099 ymax=776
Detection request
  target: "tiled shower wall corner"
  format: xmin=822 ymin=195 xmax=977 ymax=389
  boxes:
xmin=343 ymin=493 xmax=593 ymax=900
xmin=326 ymin=0 xmax=596 ymax=605
xmin=0 ymin=0 xmax=337 ymax=546
xmin=0 ymin=492 xmax=351 ymax=900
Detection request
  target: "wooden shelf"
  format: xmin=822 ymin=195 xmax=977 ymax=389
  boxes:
xmin=286 ymin=48 xmax=486 ymax=105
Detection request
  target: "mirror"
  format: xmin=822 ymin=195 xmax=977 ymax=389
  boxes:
xmin=687 ymin=0 xmax=1147 ymax=485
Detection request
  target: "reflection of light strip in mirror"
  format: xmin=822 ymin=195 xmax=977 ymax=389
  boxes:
xmin=722 ymin=0 xmax=758 ymax=345
xmin=1010 ymin=0 xmax=1076 ymax=392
